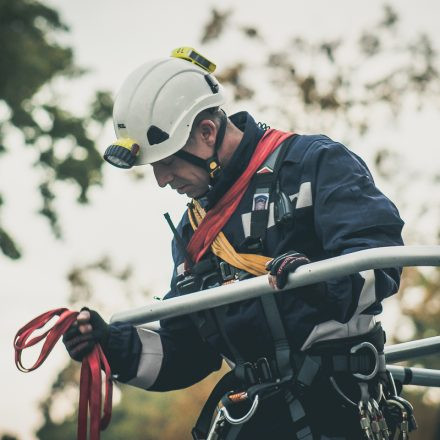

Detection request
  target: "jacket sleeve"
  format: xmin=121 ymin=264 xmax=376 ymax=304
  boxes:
xmin=311 ymin=139 xmax=404 ymax=322
xmin=105 ymin=219 xmax=222 ymax=391
xmin=106 ymin=290 xmax=222 ymax=391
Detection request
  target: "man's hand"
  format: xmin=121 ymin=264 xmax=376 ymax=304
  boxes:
xmin=266 ymin=251 xmax=311 ymax=290
xmin=62 ymin=308 xmax=109 ymax=362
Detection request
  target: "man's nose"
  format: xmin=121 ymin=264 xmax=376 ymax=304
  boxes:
xmin=152 ymin=165 xmax=173 ymax=188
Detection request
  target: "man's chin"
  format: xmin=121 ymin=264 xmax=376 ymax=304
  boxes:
xmin=185 ymin=190 xmax=201 ymax=198
xmin=177 ymin=185 xmax=208 ymax=199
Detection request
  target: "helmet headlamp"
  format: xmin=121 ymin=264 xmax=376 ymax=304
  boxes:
xmin=105 ymin=47 xmax=225 ymax=168
xmin=104 ymin=138 xmax=140 ymax=169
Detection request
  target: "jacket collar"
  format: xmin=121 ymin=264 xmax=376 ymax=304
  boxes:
xmin=205 ymin=111 xmax=265 ymax=208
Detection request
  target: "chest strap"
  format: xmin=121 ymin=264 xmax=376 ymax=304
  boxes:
xmin=244 ymin=138 xmax=293 ymax=254
xmin=186 ymin=129 xmax=294 ymax=266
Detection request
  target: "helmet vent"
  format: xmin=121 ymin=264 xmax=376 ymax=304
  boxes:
xmin=147 ymin=125 xmax=170 ymax=145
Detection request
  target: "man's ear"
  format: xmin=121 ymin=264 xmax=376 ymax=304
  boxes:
xmin=197 ymin=119 xmax=217 ymax=148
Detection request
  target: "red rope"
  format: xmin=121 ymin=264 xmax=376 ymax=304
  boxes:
xmin=186 ymin=129 xmax=294 ymax=265
xmin=14 ymin=308 xmax=112 ymax=440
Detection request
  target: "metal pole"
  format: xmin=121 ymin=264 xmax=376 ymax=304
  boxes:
xmin=110 ymin=245 xmax=440 ymax=325
xmin=385 ymin=336 xmax=440 ymax=363
xmin=388 ymin=365 xmax=440 ymax=387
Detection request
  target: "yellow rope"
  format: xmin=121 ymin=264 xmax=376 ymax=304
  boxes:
xmin=188 ymin=200 xmax=271 ymax=277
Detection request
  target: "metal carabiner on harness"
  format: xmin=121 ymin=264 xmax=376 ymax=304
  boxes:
xmin=350 ymin=342 xmax=380 ymax=380
xmin=220 ymin=394 xmax=260 ymax=425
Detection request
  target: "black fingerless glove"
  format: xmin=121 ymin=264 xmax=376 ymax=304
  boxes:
xmin=266 ymin=251 xmax=311 ymax=289
xmin=267 ymin=251 xmax=328 ymax=309
xmin=62 ymin=308 xmax=109 ymax=362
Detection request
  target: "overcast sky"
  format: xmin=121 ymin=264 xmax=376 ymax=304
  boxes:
xmin=1 ymin=1 xmax=440 ymax=438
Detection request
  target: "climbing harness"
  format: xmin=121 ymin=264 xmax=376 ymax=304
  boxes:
xmin=185 ymin=128 xmax=295 ymax=266
xmin=14 ymin=308 xmax=112 ymax=440
xmin=164 ymin=125 xmax=417 ymax=439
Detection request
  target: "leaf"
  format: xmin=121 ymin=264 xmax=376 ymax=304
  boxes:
xmin=200 ymin=8 xmax=231 ymax=44
xmin=0 ymin=226 xmax=21 ymax=259
xmin=89 ymin=90 xmax=113 ymax=124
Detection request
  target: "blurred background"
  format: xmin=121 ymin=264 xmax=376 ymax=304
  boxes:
xmin=1 ymin=0 xmax=439 ymax=438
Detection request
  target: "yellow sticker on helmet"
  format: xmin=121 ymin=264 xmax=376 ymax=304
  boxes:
xmin=171 ymin=47 xmax=216 ymax=73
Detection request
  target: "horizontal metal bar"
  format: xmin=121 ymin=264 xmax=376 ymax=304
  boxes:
xmin=385 ymin=336 xmax=440 ymax=363
xmin=388 ymin=365 xmax=440 ymax=387
xmin=111 ymin=245 xmax=440 ymax=325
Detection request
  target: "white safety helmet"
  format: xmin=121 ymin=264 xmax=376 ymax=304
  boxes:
xmin=104 ymin=52 xmax=226 ymax=168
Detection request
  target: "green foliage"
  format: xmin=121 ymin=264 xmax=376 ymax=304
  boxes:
xmin=0 ymin=226 xmax=21 ymax=259
xmin=90 ymin=91 xmax=114 ymax=125
xmin=200 ymin=8 xmax=231 ymax=44
xmin=0 ymin=0 xmax=112 ymax=258
xmin=206 ymin=5 xmax=439 ymax=138
xmin=0 ymin=0 xmax=74 ymax=110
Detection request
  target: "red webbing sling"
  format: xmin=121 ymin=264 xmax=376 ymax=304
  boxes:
xmin=186 ymin=128 xmax=294 ymax=265
xmin=14 ymin=308 xmax=112 ymax=440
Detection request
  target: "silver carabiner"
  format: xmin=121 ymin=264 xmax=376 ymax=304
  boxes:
xmin=350 ymin=342 xmax=379 ymax=380
xmin=220 ymin=395 xmax=260 ymax=425
xmin=207 ymin=408 xmax=226 ymax=440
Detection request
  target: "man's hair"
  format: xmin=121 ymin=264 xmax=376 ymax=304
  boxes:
xmin=189 ymin=107 xmax=224 ymax=139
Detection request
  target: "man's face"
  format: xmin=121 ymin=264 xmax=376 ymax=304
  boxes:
xmin=151 ymin=119 xmax=217 ymax=198
xmin=151 ymin=142 xmax=212 ymax=199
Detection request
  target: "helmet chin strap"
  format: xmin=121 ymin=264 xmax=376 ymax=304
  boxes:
xmin=174 ymin=111 xmax=227 ymax=184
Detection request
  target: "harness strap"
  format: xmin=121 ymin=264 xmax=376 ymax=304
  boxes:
xmin=14 ymin=308 xmax=112 ymax=440
xmin=186 ymin=129 xmax=295 ymax=266
xmin=246 ymin=138 xmax=293 ymax=253
xmin=259 ymin=294 xmax=292 ymax=379
xmin=259 ymin=294 xmax=318 ymax=439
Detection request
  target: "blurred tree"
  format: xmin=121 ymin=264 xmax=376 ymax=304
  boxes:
xmin=203 ymin=5 xmax=440 ymax=244
xmin=32 ymin=3 xmax=440 ymax=440
xmin=0 ymin=0 xmax=112 ymax=259
xmin=204 ymin=5 xmax=439 ymax=135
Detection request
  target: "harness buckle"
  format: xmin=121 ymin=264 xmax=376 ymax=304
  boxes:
xmin=240 ymin=358 xmax=274 ymax=385
xmin=219 ymin=261 xmax=235 ymax=282
xmin=256 ymin=357 xmax=273 ymax=382
xmin=350 ymin=342 xmax=379 ymax=380
xmin=242 ymin=362 xmax=258 ymax=385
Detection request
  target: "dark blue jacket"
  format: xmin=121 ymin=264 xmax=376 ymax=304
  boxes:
xmin=107 ymin=112 xmax=404 ymax=391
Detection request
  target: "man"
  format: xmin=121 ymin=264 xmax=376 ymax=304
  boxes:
xmin=63 ymin=48 xmax=407 ymax=439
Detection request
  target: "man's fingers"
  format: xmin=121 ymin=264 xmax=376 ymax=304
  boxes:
xmin=78 ymin=323 xmax=93 ymax=334
xmin=268 ymin=274 xmax=279 ymax=290
xmin=265 ymin=258 xmax=274 ymax=270
xmin=77 ymin=310 xmax=91 ymax=324
xmin=70 ymin=341 xmax=94 ymax=361
xmin=77 ymin=310 xmax=91 ymax=334
xmin=63 ymin=333 xmax=94 ymax=349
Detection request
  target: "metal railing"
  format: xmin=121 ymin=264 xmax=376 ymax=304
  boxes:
xmin=110 ymin=245 xmax=440 ymax=387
